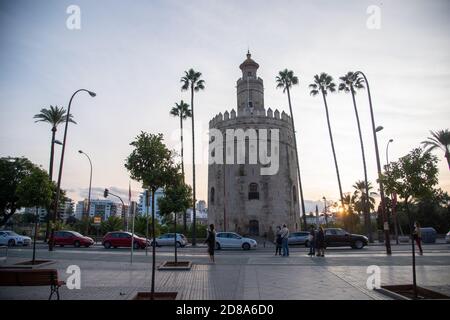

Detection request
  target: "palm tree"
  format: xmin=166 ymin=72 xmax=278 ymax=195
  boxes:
xmin=352 ymin=180 xmax=376 ymax=215
xmin=421 ymin=129 xmax=450 ymax=170
xmin=181 ymin=69 xmax=205 ymax=246
xmin=276 ymin=69 xmax=307 ymax=230
xmin=170 ymin=100 xmax=192 ymax=231
xmin=309 ymin=73 xmax=344 ymax=207
xmin=338 ymin=71 xmax=373 ymax=241
xmin=34 ymin=105 xmax=76 ymax=241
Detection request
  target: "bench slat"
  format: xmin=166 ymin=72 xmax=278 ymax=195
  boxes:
xmin=0 ymin=269 xmax=60 ymax=286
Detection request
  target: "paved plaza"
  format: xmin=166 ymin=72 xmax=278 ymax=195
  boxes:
xmin=1 ymin=242 xmax=449 ymax=300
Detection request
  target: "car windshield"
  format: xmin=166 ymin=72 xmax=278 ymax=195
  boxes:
xmin=5 ymin=231 xmax=19 ymax=236
xmin=71 ymin=232 xmax=83 ymax=237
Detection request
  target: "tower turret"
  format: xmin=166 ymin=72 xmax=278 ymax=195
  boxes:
xmin=237 ymin=51 xmax=265 ymax=116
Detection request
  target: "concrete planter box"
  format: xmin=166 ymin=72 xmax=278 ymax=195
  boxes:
xmin=158 ymin=261 xmax=192 ymax=271
xmin=133 ymin=292 xmax=178 ymax=300
xmin=376 ymin=285 xmax=450 ymax=300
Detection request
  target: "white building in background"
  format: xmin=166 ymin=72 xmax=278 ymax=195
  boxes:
xmin=186 ymin=200 xmax=208 ymax=226
xmin=137 ymin=188 xmax=165 ymax=221
xmin=75 ymin=199 xmax=122 ymax=221
xmin=24 ymin=199 xmax=74 ymax=223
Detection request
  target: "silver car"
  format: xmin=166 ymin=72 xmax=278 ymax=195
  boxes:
xmin=215 ymin=232 xmax=257 ymax=250
xmin=288 ymin=231 xmax=310 ymax=246
xmin=0 ymin=230 xmax=32 ymax=246
xmin=446 ymin=231 xmax=450 ymax=244
xmin=152 ymin=233 xmax=188 ymax=247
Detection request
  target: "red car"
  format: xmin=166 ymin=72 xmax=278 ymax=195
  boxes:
xmin=53 ymin=230 xmax=94 ymax=248
xmin=102 ymin=232 xmax=149 ymax=249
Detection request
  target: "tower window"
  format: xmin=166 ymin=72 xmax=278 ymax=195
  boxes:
xmin=248 ymin=183 xmax=259 ymax=200
xmin=210 ymin=187 xmax=215 ymax=204
xmin=247 ymin=71 xmax=252 ymax=77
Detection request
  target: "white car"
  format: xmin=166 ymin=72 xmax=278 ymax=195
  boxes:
xmin=215 ymin=232 xmax=257 ymax=250
xmin=0 ymin=230 xmax=32 ymax=246
xmin=446 ymin=231 xmax=450 ymax=244
xmin=151 ymin=233 xmax=188 ymax=247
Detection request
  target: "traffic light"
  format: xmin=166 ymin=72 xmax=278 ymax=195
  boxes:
xmin=104 ymin=188 xmax=109 ymax=198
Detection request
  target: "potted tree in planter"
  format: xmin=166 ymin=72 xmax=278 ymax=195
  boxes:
xmin=158 ymin=178 xmax=192 ymax=270
xmin=125 ymin=132 xmax=179 ymax=300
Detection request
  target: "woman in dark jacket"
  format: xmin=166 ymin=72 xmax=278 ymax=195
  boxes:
xmin=204 ymin=224 xmax=216 ymax=263
xmin=316 ymin=226 xmax=325 ymax=257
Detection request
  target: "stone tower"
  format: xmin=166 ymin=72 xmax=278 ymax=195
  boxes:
xmin=207 ymin=52 xmax=301 ymax=239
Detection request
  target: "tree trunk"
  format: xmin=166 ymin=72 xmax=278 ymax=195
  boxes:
xmin=405 ymin=199 xmax=418 ymax=298
xmin=151 ymin=188 xmax=156 ymax=299
xmin=286 ymin=87 xmax=307 ymax=230
xmin=321 ymin=90 xmax=344 ymax=206
xmin=181 ymin=116 xmax=187 ymax=232
xmin=33 ymin=206 xmax=38 ymax=264
xmin=174 ymin=212 xmax=178 ymax=264
xmin=191 ymin=85 xmax=197 ymax=246
xmin=45 ymin=127 xmax=57 ymax=242
xmin=351 ymin=90 xmax=373 ymax=242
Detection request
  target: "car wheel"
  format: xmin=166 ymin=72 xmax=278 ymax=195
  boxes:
xmin=242 ymin=243 xmax=251 ymax=250
xmin=176 ymin=241 xmax=182 ymax=248
xmin=354 ymin=240 xmax=364 ymax=249
xmin=305 ymin=240 xmax=309 ymax=248
xmin=8 ymin=239 xmax=15 ymax=247
xmin=59 ymin=245 xmax=64 ymax=247
xmin=103 ymin=241 xmax=111 ymax=249
xmin=74 ymin=241 xmax=81 ymax=248
xmin=215 ymin=242 xmax=221 ymax=250
xmin=133 ymin=242 xmax=139 ymax=250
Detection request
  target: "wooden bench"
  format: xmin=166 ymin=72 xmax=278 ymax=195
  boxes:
xmin=0 ymin=269 xmax=65 ymax=300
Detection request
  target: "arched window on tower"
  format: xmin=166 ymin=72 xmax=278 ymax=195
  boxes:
xmin=293 ymin=185 xmax=297 ymax=203
xmin=210 ymin=187 xmax=215 ymax=205
xmin=248 ymin=183 xmax=259 ymax=200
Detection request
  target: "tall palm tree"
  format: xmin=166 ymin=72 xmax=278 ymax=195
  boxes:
xmin=421 ymin=129 xmax=450 ymax=170
xmin=34 ymin=105 xmax=76 ymax=241
xmin=338 ymin=71 xmax=373 ymax=241
xmin=352 ymin=180 xmax=376 ymax=215
xmin=181 ymin=69 xmax=205 ymax=246
xmin=309 ymin=73 xmax=344 ymax=207
xmin=170 ymin=100 xmax=192 ymax=231
xmin=276 ymin=69 xmax=307 ymax=230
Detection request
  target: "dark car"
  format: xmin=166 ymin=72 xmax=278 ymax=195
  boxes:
xmin=324 ymin=228 xmax=368 ymax=249
xmin=102 ymin=231 xmax=149 ymax=249
xmin=53 ymin=230 xmax=94 ymax=248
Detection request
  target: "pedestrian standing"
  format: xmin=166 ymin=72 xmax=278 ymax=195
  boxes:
xmin=413 ymin=221 xmax=423 ymax=256
xmin=204 ymin=224 xmax=216 ymax=263
xmin=308 ymin=225 xmax=316 ymax=257
xmin=281 ymin=224 xmax=289 ymax=257
xmin=316 ymin=226 xmax=325 ymax=257
xmin=274 ymin=226 xmax=282 ymax=256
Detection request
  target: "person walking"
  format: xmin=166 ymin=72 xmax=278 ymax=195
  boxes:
xmin=204 ymin=224 xmax=216 ymax=263
xmin=308 ymin=225 xmax=316 ymax=256
xmin=281 ymin=224 xmax=290 ymax=257
xmin=413 ymin=221 xmax=423 ymax=256
xmin=316 ymin=225 xmax=325 ymax=257
xmin=274 ymin=226 xmax=282 ymax=256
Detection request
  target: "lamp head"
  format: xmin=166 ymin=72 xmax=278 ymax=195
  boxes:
xmin=88 ymin=91 xmax=96 ymax=97
xmin=375 ymin=126 xmax=384 ymax=132
xmin=78 ymin=150 xmax=83 ymax=154
xmin=54 ymin=140 xmax=63 ymax=146
xmin=389 ymin=139 xmax=394 ymax=143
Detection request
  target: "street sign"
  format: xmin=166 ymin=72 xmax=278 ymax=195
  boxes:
xmin=94 ymin=216 xmax=101 ymax=224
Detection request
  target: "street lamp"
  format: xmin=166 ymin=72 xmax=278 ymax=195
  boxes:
xmin=386 ymin=139 xmax=394 ymax=166
xmin=49 ymin=89 xmax=96 ymax=251
xmin=54 ymin=140 xmax=63 ymax=146
xmin=78 ymin=150 xmax=92 ymax=235
xmin=354 ymin=71 xmax=392 ymax=255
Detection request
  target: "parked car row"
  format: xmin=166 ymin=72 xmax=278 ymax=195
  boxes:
xmin=286 ymin=228 xmax=368 ymax=249
xmin=0 ymin=230 xmax=31 ymax=247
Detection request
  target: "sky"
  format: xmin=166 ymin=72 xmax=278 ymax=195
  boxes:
xmin=0 ymin=0 xmax=449 ymax=211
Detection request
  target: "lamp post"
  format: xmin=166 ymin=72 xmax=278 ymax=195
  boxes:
xmin=322 ymin=196 xmax=328 ymax=227
xmin=385 ymin=139 xmax=399 ymax=244
xmin=386 ymin=139 xmax=393 ymax=166
xmin=45 ymin=139 xmax=62 ymax=243
xmin=78 ymin=150 xmax=92 ymax=235
xmin=354 ymin=70 xmax=391 ymax=255
xmin=49 ymin=89 xmax=96 ymax=251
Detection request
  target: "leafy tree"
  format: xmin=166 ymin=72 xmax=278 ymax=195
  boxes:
xmin=125 ymin=131 xmax=179 ymax=298
xmin=381 ymin=147 xmax=439 ymax=297
xmin=181 ymin=68 xmax=205 ymax=246
xmin=276 ymin=69 xmax=307 ymax=229
xmin=158 ymin=179 xmax=192 ymax=263
xmin=421 ymin=129 xmax=450 ymax=170
xmin=0 ymin=157 xmax=39 ymax=226
xmin=100 ymin=216 xmax=124 ymax=234
xmin=309 ymin=73 xmax=344 ymax=207
xmin=170 ymin=100 xmax=192 ymax=231
xmin=16 ymin=165 xmax=53 ymax=263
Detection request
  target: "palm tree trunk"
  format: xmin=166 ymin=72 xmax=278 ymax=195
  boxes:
xmin=191 ymin=85 xmax=197 ymax=246
xmin=180 ymin=116 xmax=187 ymax=232
xmin=45 ymin=127 xmax=57 ymax=242
xmin=321 ymin=91 xmax=344 ymax=206
xmin=286 ymin=87 xmax=307 ymax=230
xmin=446 ymin=148 xmax=450 ymax=171
xmin=351 ymin=90 xmax=373 ymax=243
